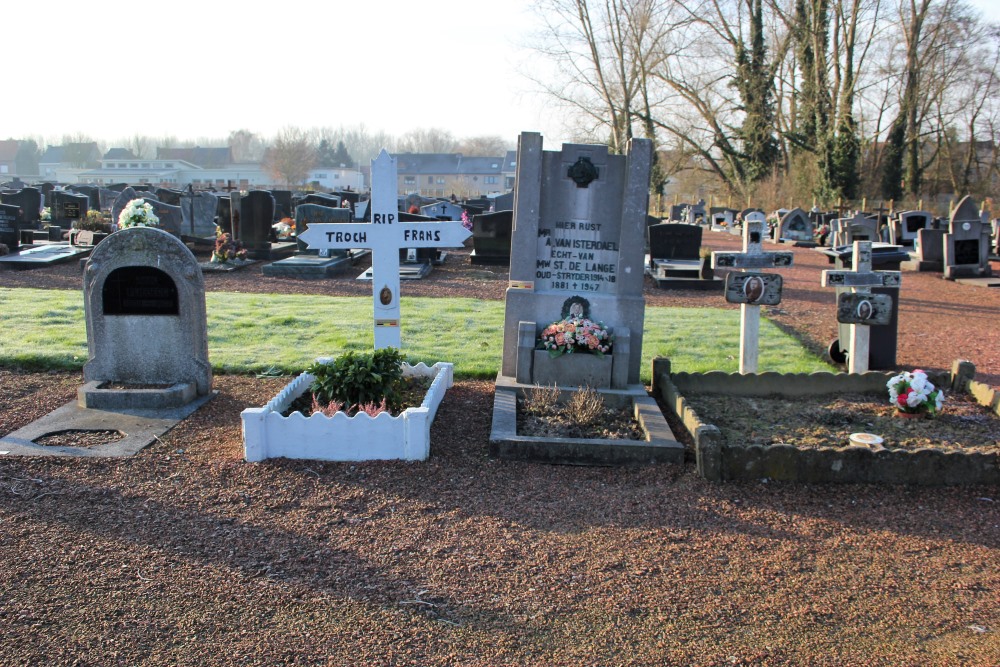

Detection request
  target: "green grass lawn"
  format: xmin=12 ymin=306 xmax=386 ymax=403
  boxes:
xmin=0 ymin=288 xmax=831 ymax=381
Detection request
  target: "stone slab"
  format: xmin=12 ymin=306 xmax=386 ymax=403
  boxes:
xmin=0 ymin=243 xmax=92 ymax=269
xmin=263 ymin=253 xmax=364 ymax=278
xmin=199 ymin=259 xmax=258 ymax=273
xmin=469 ymin=250 xmax=511 ymax=266
xmin=357 ymin=261 xmax=433 ymax=280
xmin=0 ymin=393 xmax=216 ymax=458
xmin=954 ymin=276 xmax=1000 ymax=288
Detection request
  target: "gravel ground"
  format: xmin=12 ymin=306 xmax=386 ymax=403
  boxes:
xmin=1 ymin=238 xmax=999 ymax=665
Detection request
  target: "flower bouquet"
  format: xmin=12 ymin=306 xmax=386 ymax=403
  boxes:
xmin=887 ymin=369 xmax=945 ymax=417
xmin=538 ymin=317 xmax=613 ymax=358
xmin=117 ymin=199 xmax=159 ymax=229
xmin=211 ymin=228 xmax=248 ymax=263
xmin=272 ymin=217 xmax=295 ymax=240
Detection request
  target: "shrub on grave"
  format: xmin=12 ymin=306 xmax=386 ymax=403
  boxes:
xmin=306 ymin=348 xmax=405 ymax=412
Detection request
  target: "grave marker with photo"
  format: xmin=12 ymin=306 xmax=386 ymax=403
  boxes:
xmin=943 ymin=195 xmax=993 ymax=279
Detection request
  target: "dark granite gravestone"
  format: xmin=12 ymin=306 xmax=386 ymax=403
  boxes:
xmin=239 ymin=190 xmax=276 ymax=260
xmin=143 ymin=198 xmax=183 ymax=237
xmin=0 ymin=203 xmax=20 ymax=251
xmin=111 ymin=187 xmax=140 ymax=227
xmin=648 ymin=223 xmax=702 ymax=263
xmin=36 ymin=182 xmax=56 ymax=206
xmin=98 ymin=188 xmax=118 ymax=212
xmin=216 ymin=196 xmax=232 ymax=234
xmin=668 ymin=204 xmax=687 ymax=222
xmin=944 ymin=195 xmax=992 ymax=279
xmin=68 ymin=185 xmax=101 ymax=210
xmin=181 ymin=191 xmax=218 ymax=238
xmin=331 ymin=190 xmax=360 ymax=207
xmin=1 ymin=187 xmax=42 ymax=229
xmin=915 ymin=228 xmax=946 ymax=270
xmin=294 ymin=204 xmax=352 ymax=253
xmin=303 ymin=193 xmax=341 ymax=208
xmin=105 ymin=183 xmax=130 ymax=193
xmin=470 ymin=210 xmax=513 ymax=265
xmin=51 ymin=191 xmax=89 ymax=229
xmin=493 ymin=192 xmax=514 ymax=212
xmin=154 ymin=188 xmax=184 ymax=207
xmin=270 ymin=190 xmax=293 ymax=220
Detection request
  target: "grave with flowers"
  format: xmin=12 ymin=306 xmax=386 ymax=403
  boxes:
xmin=488 ymin=132 xmax=683 ymax=465
xmin=241 ymin=150 xmax=468 ymax=462
xmin=653 ymin=231 xmax=999 ymax=484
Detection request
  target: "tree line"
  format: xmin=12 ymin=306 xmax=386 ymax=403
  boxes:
xmin=528 ymin=0 xmax=1000 ymax=209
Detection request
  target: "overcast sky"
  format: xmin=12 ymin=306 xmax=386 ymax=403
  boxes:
xmin=6 ymin=0 xmax=999 ymax=149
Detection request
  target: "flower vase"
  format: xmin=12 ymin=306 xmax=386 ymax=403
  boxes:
xmin=894 ymin=409 xmax=925 ymax=419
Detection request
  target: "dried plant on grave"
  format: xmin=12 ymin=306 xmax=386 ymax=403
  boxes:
xmin=565 ymin=385 xmax=605 ymax=427
xmin=523 ymin=383 xmax=560 ymax=417
xmin=310 ymin=394 xmax=343 ymax=417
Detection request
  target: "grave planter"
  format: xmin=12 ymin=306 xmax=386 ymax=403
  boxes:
xmin=532 ymin=350 xmax=612 ymax=389
xmin=241 ymin=362 xmax=453 ymax=462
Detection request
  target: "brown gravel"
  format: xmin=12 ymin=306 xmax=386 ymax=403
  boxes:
xmin=1 ymin=239 xmax=1000 ymax=665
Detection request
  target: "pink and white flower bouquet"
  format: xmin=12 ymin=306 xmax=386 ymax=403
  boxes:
xmin=538 ymin=317 xmax=613 ymax=358
xmin=887 ymin=369 xmax=945 ymax=416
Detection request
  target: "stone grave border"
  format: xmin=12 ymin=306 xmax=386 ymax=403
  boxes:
xmin=241 ymin=362 xmax=453 ymax=462
xmin=489 ymin=376 xmax=685 ymax=465
xmin=652 ymin=358 xmax=999 ymax=485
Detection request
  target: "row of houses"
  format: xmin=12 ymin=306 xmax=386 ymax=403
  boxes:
xmin=0 ymin=139 xmax=516 ymax=197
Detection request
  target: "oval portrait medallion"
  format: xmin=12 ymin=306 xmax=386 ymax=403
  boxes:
xmin=379 ymin=285 xmax=393 ymax=305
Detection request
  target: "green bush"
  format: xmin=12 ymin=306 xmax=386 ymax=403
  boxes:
xmin=306 ymin=348 xmax=405 ymax=410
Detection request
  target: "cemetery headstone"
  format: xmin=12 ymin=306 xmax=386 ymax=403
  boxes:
xmin=180 ymin=190 xmax=219 ymax=238
xmin=821 ymin=241 xmax=902 ymax=373
xmin=711 ymin=212 xmax=794 ymax=373
xmin=153 ymin=188 xmax=183 ymax=207
xmin=493 ymin=192 xmax=514 ymax=212
xmin=50 ymin=191 xmax=89 ymax=230
xmin=143 ymin=198 xmax=183 ymax=237
xmin=111 ymin=187 xmax=139 ymax=228
xmin=841 ymin=212 xmax=880 ymax=245
xmin=891 ymin=210 xmax=932 ymax=247
xmin=1 ymin=187 xmax=42 ymax=229
xmin=80 ymin=226 xmax=211 ymax=406
xmin=420 ymin=200 xmax=463 ymax=220
xmin=98 ymin=188 xmax=118 ymax=212
xmin=216 ymin=196 xmax=232 ymax=234
xmin=470 ymin=210 xmax=513 ymax=265
xmin=298 ymin=149 xmax=471 ymax=349
xmin=303 ymin=193 xmax=341 ymax=208
xmin=0 ymin=203 xmax=20 ymax=252
xmin=499 ymin=132 xmax=652 ymax=389
xmin=943 ymin=195 xmax=993 ymax=279
xmin=261 ymin=204 xmax=361 ymax=278
xmin=271 ymin=190 xmax=293 ymax=220
xmin=294 ymin=204 xmax=352 ymax=253
xmin=239 ymin=190 xmax=276 ymax=260
xmin=775 ymin=207 xmax=815 ymax=245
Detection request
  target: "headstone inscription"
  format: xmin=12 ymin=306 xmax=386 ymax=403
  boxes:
xmin=821 ymin=240 xmax=901 ymax=374
xmin=943 ymin=195 xmax=993 ymax=279
xmin=711 ymin=212 xmax=794 ymax=374
xmin=51 ymin=191 xmax=88 ymax=229
xmin=499 ymin=132 xmax=652 ymax=390
xmin=298 ymin=150 xmax=471 ymax=349
xmin=0 ymin=203 xmax=20 ymax=251
xmin=80 ymin=226 xmax=211 ymax=406
xmin=470 ymin=210 xmax=513 ymax=265
xmin=1 ymin=187 xmax=42 ymax=229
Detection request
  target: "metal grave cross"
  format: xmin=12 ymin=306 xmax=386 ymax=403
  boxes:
xmin=820 ymin=240 xmax=901 ymax=374
xmin=711 ymin=211 xmax=795 ymax=374
xmin=298 ymin=150 xmax=471 ymax=349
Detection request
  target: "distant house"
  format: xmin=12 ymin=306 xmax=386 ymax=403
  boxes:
xmin=0 ymin=140 xmax=18 ymax=176
xmin=78 ymin=146 xmax=272 ymax=190
xmin=156 ymin=146 xmax=233 ymax=169
xmin=39 ymin=142 xmax=102 ymax=181
xmin=307 ymin=167 xmax=365 ymax=191
xmin=394 ymin=153 xmax=508 ymax=198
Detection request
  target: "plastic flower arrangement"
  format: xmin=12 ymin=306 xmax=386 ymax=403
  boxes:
xmin=538 ymin=317 xmax=613 ymax=358
xmin=117 ymin=199 xmax=159 ymax=229
xmin=272 ymin=218 xmax=295 ymax=240
xmin=461 ymin=209 xmax=472 ymax=232
xmin=887 ymin=369 xmax=945 ymax=415
xmin=40 ymin=207 xmax=51 ymax=222
xmin=211 ymin=228 xmax=248 ymax=263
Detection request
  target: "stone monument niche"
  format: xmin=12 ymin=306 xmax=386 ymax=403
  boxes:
xmin=80 ymin=226 xmax=211 ymax=408
xmin=500 ymin=132 xmax=652 ymax=390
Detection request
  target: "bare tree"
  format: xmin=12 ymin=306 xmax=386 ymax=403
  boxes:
xmin=262 ymin=127 xmax=316 ymax=186
xmin=456 ymin=135 xmax=512 ymax=156
xmin=396 ymin=128 xmax=459 ymax=153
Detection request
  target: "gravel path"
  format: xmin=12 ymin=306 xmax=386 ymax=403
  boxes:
xmin=1 ymin=238 xmax=999 ymax=665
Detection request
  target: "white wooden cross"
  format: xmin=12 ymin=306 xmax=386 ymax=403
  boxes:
xmin=298 ymin=150 xmax=471 ymax=349
xmin=711 ymin=211 xmax=794 ymax=374
xmin=820 ymin=240 xmax=901 ymax=374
